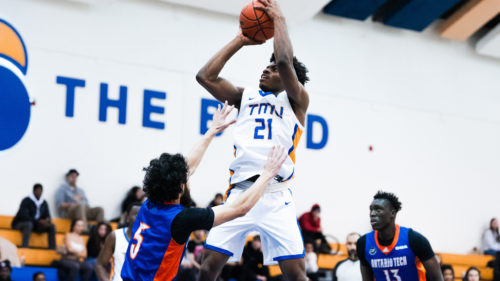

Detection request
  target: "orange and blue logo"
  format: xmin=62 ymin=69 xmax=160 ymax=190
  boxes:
xmin=0 ymin=19 xmax=30 ymax=151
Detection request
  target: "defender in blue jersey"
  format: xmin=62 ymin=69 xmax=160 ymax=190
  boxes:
xmin=357 ymin=191 xmax=443 ymax=281
xmin=121 ymin=103 xmax=288 ymax=281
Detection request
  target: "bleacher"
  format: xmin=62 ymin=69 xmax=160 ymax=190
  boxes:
xmin=0 ymin=215 xmax=495 ymax=280
xmin=0 ymin=215 xmax=117 ymax=267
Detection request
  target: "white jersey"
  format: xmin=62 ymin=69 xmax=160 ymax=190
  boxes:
xmin=229 ymin=88 xmax=304 ymax=185
xmin=111 ymin=227 xmax=129 ymax=281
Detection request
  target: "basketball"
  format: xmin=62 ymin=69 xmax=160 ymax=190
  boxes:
xmin=240 ymin=0 xmax=274 ymax=42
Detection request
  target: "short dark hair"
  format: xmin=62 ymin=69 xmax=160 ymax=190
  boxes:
xmin=270 ymin=54 xmax=309 ymax=85
xmin=66 ymin=169 xmax=79 ymax=177
xmin=33 ymin=272 xmax=45 ymax=280
xmin=374 ymin=191 xmax=402 ymax=212
xmin=143 ymin=153 xmax=188 ymax=204
xmin=33 ymin=183 xmax=43 ymax=192
xmin=441 ymin=264 xmax=454 ymax=275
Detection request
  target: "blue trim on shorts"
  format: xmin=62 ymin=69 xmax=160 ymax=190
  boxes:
xmin=272 ymin=216 xmax=306 ymax=261
xmin=204 ymin=242 xmax=234 ymax=257
xmin=272 ymin=253 xmax=305 ymax=261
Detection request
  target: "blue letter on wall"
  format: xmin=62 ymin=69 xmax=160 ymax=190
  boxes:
xmin=306 ymin=114 xmax=329 ymax=150
xmin=200 ymin=98 xmax=223 ymax=136
xmin=143 ymin=90 xmax=166 ymax=130
xmin=99 ymin=83 xmax=127 ymax=124
xmin=56 ymin=76 xmax=85 ymax=117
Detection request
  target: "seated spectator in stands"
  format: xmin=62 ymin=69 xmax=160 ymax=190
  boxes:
xmin=32 ymin=272 xmax=46 ymax=281
xmin=464 ymin=267 xmax=481 ymax=281
xmin=240 ymin=235 xmax=269 ymax=281
xmin=12 ymin=183 xmax=56 ymax=249
xmin=121 ymin=186 xmax=145 ymax=215
xmin=178 ymin=230 xmax=205 ymax=281
xmin=86 ymin=222 xmax=112 ymax=267
xmin=299 ymin=204 xmax=330 ymax=253
xmin=483 ymin=218 xmax=500 ymax=256
xmin=0 ymin=260 xmax=12 ymax=281
xmin=208 ymin=193 xmax=223 ymax=207
xmin=59 ymin=219 xmax=93 ymax=281
xmin=441 ymin=265 xmax=455 ymax=281
xmin=304 ymin=243 xmax=318 ymax=281
xmin=55 ymin=169 xmax=105 ymax=228
xmin=332 ymin=233 xmax=362 ymax=281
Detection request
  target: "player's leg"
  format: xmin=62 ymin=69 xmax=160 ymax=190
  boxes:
xmin=278 ymin=259 xmax=307 ymax=281
xmin=198 ymin=249 xmax=230 ymax=281
xmin=199 ymin=188 xmax=253 ymax=281
xmin=258 ymin=188 xmax=307 ymax=281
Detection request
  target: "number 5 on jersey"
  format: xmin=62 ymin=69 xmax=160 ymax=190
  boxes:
xmin=130 ymin=222 xmax=150 ymax=259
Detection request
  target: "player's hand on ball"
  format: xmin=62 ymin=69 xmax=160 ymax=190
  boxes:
xmin=263 ymin=145 xmax=287 ymax=177
xmin=255 ymin=0 xmax=284 ymax=21
xmin=211 ymin=101 xmax=236 ymax=133
xmin=237 ymin=30 xmax=265 ymax=46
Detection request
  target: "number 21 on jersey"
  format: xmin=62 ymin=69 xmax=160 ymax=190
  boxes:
xmin=130 ymin=222 xmax=150 ymax=259
xmin=254 ymin=118 xmax=273 ymax=140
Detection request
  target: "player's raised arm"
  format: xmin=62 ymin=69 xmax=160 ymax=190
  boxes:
xmin=211 ymin=145 xmax=286 ymax=226
xmin=186 ymin=101 xmax=236 ymax=177
xmin=256 ymin=0 xmax=309 ymax=124
xmin=196 ymin=34 xmax=262 ymax=107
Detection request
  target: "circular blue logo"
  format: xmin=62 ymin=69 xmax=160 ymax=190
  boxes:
xmin=0 ymin=65 xmax=31 ymax=150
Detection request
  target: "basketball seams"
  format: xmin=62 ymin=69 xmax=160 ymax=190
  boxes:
xmin=251 ymin=0 xmax=266 ymax=40
xmin=240 ymin=0 xmax=273 ymax=41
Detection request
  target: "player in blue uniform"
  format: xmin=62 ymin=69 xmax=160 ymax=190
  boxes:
xmin=357 ymin=191 xmax=443 ymax=281
xmin=120 ymin=103 xmax=287 ymax=281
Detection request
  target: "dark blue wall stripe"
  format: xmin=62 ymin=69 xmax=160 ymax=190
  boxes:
xmin=323 ymin=0 xmax=389 ymax=21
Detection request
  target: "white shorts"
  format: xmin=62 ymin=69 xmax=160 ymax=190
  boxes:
xmin=205 ymin=185 xmax=305 ymax=265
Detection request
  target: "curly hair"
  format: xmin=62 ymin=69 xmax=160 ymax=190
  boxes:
xmin=143 ymin=153 xmax=188 ymax=204
xmin=270 ymin=53 xmax=310 ymax=85
xmin=374 ymin=191 xmax=402 ymax=213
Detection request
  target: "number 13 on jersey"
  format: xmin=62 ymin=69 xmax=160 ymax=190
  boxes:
xmin=254 ymin=118 xmax=273 ymax=140
xmin=130 ymin=222 xmax=150 ymax=259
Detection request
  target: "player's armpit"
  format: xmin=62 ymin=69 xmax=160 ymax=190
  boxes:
xmin=95 ymin=232 xmax=116 ymax=281
xmin=422 ymin=256 xmax=444 ymax=281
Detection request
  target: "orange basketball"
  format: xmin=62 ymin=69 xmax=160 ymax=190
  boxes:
xmin=240 ymin=0 xmax=274 ymax=42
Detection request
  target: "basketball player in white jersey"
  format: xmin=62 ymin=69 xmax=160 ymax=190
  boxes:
xmin=196 ymin=0 xmax=310 ymax=280
xmin=95 ymin=205 xmax=140 ymax=281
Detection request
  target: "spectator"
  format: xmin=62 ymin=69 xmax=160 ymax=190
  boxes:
xmin=32 ymin=272 xmax=46 ymax=281
xmin=332 ymin=233 xmax=362 ymax=281
xmin=55 ymin=169 xmax=105 ymax=228
xmin=86 ymin=222 xmax=112 ymax=266
xmin=120 ymin=186 xmax=145 ymax=215
xmin=483 ymin=218 xmax=500 ymax=256
xmin=59 ymin=219 xmax=92 ymax=281
xmin=0 ymin=260 xmax=12 ymax=281
xmin=178 ymin=230 xmax=205 ymax=281
xmin=208 ymin=193 xmax=223 ymax=207
xmin=240 ymin=236 xmax=269 ymax=281
xmin=304 ymin=243 xmax=318 ymax=281
xmin=464 ymin=267 xmax=481 ymax=281
xmin=12 ymin=184 xmax=56 ymax=249
xmin=299 ymin=204 xmax=330 ymax=253
xmin=441 ymin=265 xmax=455 ymax=281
